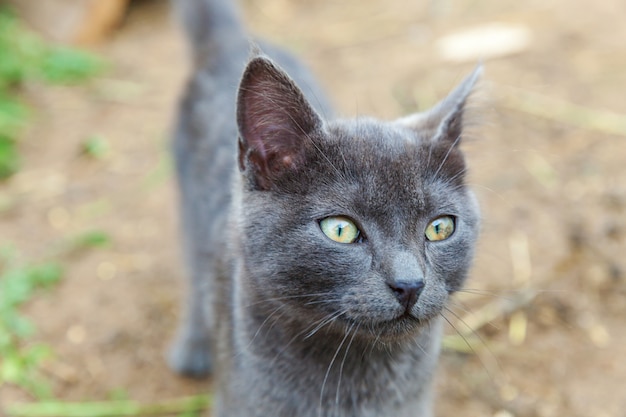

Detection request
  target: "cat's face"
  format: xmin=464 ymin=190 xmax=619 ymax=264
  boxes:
xmin=236 ymin=56 xmax=480 ymax=342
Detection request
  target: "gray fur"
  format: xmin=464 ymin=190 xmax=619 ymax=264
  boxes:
xmin=169 ymin=0 xmax=481 ymax=415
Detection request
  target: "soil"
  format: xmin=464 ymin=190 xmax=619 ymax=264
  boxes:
xmin=2 ymin=0 xmax=625 ymax=416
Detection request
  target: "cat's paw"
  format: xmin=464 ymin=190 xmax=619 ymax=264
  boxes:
xmin=167 ymin=334 xmax=212 ymax=378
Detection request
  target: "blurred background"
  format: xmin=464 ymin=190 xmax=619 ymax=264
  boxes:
xmin=1 ymin=0 xmax=625 ymax=416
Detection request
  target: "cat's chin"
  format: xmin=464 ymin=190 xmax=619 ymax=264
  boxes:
xmin=343 ymin=312 xmax=437 ymax=344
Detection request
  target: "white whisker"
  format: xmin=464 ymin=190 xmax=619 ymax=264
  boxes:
xmin=243 ymin=292 xmax=336 ymax=308
xmin=318 ymin=322 xmax=353 ymax=417
xmin=269 ymin=310 xmax=345 ymax=367
xmin=440 ymin=310 xmax=496 ymax=384
xmin=433 ymin=134 xmax=462 ymax=179
xmin=335 ymin=323 xmax=360 ymax=411
xmin=305 ymin=310 xmax=346 ymax=340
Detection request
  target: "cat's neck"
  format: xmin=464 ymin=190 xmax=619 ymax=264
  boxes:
xmin=227 ymin=282 xmax=441 ymax=416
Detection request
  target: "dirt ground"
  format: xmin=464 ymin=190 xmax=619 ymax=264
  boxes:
xmin=2 ymin=0 xmax=626 ymax=416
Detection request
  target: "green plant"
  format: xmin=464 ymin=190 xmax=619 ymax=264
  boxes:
xmin=0 ymin=134 xmax=21 ymax=178
xmin=5 ymin=395 xmax=211 ymax=417
xmin=0 ymin=230 xmax=111 ymax=399
xmin=81 ymin=135 xmax=110 ymax=159
xmin=0 ymin=8 xmax=104 ymax=179
xmin=0 ymin=247 xmax=61 ymax=399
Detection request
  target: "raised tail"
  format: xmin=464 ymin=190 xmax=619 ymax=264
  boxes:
xmin=174 ymin=0 xmax=248 ymax=66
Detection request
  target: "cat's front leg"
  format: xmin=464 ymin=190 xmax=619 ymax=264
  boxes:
xmin=167 ymin=249 xmax=213 ymax=378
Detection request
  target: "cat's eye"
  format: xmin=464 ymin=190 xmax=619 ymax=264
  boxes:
xmin=425 ymin=216 xmax=455 ymax=242
xmin=319 ymin=216 xmax=361 ymax=244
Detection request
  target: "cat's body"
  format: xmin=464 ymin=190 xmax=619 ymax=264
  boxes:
xmin=169 ymin=1 xmax=481 ymax=416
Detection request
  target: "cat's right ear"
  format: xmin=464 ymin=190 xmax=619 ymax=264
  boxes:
xmin=236 ymin=56 xmax=323 ymax=190
xmin=397 ymin=65 xmax=482 ymax=145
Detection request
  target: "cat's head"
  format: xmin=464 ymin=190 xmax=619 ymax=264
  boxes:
xmin=235 ymin=56 xmax=480 ymax=342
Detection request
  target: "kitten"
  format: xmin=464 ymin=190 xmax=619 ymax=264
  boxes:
xmin=169 ymin=0 xmax=481 ymax=416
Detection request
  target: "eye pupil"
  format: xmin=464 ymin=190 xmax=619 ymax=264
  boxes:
xmin=320 ymin=216 xmax=361 ymax=244
xmin=425 ymin=216 xmax=455 ymax=242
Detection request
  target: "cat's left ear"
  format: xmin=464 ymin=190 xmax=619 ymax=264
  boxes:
xmin=397 ymin=65 xmax=482 ymax=144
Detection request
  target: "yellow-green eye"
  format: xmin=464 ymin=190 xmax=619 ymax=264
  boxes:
xmin=320 ymin=216 xmax=361 ymax=244
xmin=425 ymin=216 xmax=455 ymax=242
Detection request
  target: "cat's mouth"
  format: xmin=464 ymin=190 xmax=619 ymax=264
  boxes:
xmin=392 ymin=310 xmax=426 ymax=327
xmin=334 ymin=291 xmax=443 ymax=340
xmin=351 ymin=312 xmax=429 ymax=341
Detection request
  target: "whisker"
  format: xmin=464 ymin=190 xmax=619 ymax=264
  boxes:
xmin=453 ymin=288 xmax=519 ymax=302
xmin=233 ymin=304 xmax=289 ymax=361
xmin=433 ymin=134 xmax=462 ymax=179
xmin=305 ymin=310 xmax=346 ymax=339
xmin=443 ymin=167 xmax=468 ymax=185
xmin=368 ymin=328 xmax=384 ymax=356
xmin=439 ymin=311 xmax=496 ymax=384
xmin=465 ymin=183 xmax=510 ymax=204
xmin=335 ymin=323 xmax=360 ymax=411
xmin=426 ymin=140 xmax=434 ymax=169
xmin=319 ymin=322 xmax=353 ymax=417
xmin=443 ymin=306 xmax=502 ymax=374
xmin=304 ymin=298 xmax=344 ymax=306
xmin=456 ymin=288 xmax=563 ymax=304
xmin=446 ymin=298 xmax=501 ymax=332
xmin=243 ymin=292 xmax=336 ymax=308
xmin=269 ymin=310 xmax=345 ymax=367
xmin=410 ymin=333 xmax=430 ymax=357
xmin=250 ymin=303 xmax=287 ymax=342
xmin=243 ymin=88 xmax=348 ymax=183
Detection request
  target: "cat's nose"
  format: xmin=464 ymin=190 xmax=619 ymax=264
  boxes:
xmin=388 ymin=280 xmax=424 ymax=312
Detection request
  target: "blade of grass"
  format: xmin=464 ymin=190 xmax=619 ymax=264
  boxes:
xmin=5 ymin=395 xmax=211 ymax=417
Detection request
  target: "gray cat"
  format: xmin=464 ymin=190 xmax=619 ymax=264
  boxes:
xmin=168 ymin=0 xmax=481 ymax=416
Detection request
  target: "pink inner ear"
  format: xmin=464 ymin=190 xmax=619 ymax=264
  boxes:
xmin=280 ymin=155 xmax=296 ymax=170
xmin=236 ymin=56 xmax=322 ymax=188
xmin=245 ymin=120 xmax=302 ymax=179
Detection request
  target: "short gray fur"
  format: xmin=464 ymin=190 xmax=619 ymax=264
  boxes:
xmin=169 ymin=1 xmax=482 ymax=416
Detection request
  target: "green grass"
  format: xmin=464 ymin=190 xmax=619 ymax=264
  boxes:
xmin=81 ymin=135 xmax=110 ymax=159
xmin=0 ymin=9 xmax=210 ymax=416
xmin=6 ymin=395 xmax=211 ymax=417
xmin=0 ymin=230 xmax=214 ymax=417
xmin=0 ymin=17 xmax=107 ymax=395
xmin=0 ymin=231 xmax=111 ymax=399
xmin=0 ymin=7 xmax=104 ymax=179
xmin=0 ymin=246 xmax=62 ymax=399
xmin=0 ymin=231 xmax=211 ymax=417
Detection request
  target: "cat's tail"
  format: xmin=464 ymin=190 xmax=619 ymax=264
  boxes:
xmin=174 ymin=0 xmax=248 ymax=66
